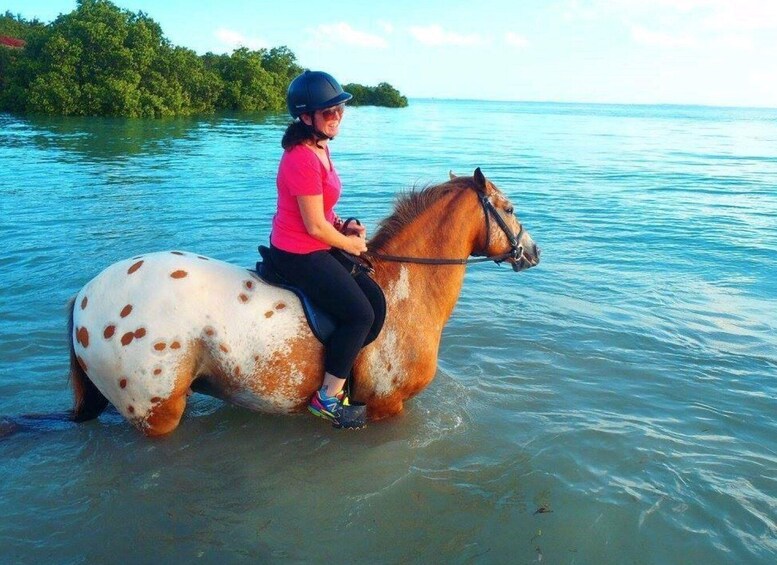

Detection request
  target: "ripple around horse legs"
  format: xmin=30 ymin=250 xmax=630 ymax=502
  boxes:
xmin=404 ymin=368 xmax=472 ymax=449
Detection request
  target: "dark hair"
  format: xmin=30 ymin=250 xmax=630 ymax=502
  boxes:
xmin=281 ymin=119 xmax=316 ymax=150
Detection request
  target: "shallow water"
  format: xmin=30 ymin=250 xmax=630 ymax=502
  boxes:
xmin=1 ymin=100 xmax=776 ymax=564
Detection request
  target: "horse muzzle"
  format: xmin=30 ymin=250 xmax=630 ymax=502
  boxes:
xmin=509 ymin=243 xmax=541 ymax=272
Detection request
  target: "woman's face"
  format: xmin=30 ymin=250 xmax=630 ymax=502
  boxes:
xmin=312 ymin=103 xmax=345 ymax=138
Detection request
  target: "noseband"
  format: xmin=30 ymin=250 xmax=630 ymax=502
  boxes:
xmin=363 ymin=191 xmax=524 ymax=267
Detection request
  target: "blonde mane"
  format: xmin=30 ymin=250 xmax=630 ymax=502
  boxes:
xmin=369 ymin=176 xmax=476 ymax=251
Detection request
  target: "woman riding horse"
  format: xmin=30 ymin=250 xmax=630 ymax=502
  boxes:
xmin=268 ymin=70 xmax=373 ymax=427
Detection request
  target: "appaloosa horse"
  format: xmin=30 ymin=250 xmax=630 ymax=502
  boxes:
xmin=69 ymin=168 xmax=540 ymax=435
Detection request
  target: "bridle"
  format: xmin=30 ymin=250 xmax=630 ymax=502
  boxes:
xmin=357 ymin=191 xmax=525 ymax=267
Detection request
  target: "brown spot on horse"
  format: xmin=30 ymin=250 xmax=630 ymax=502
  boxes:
xmin=239 ymin=294 xmax=249 ymax=303
xmin=170 ymin=270 xmax=188 ymax=279
xmin=170 ymin=341 xmax=181 ymax=349
xmin=219 ymin=343 xmax=230 ymax=353
xmin=104 ymin=325 xmax=116 ymax=339
xmin=128 ymin=260 xmax=144 ymax=274
xmin=171 ymin=251 xmax=184 ymax=256
xmin=134 ymin=328 xmax=146 ymax=339
xmin=119 ymin=378 xmax=127 ymax=389
xmin=154 ymin=342 xmax=167 ymax=351
xmin=76 ymin=327 xmax=90 ymax=348
xmin=120 ymin=304 xmax=133 ymax=318
xmin=244 ymin=280 xmax=254 ymax=290
xmin=80 ymin=296 xmax=88 ymax=310
xmin=264 ymin=311 xmax=274 ymax=318
xmin=121 ymin=332 xmax=135 ymax=346
xmin=275 ymin=302 xmax=286 ymax=310
xmin=154 ymin=368 xmax=162 ymax=376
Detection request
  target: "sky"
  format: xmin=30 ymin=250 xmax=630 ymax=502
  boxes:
xmin=5 ymin=0 xmax=777 ymax=108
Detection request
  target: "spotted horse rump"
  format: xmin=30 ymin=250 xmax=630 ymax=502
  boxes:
xmin=71 ymin=250 xmax=325 ymax=435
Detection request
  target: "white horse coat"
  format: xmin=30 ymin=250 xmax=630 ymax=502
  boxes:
xmin=72 ymin=251 xmax=323 ymax=429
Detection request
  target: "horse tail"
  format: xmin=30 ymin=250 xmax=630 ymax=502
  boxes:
xmin=68 ymin=297 xmax=108 ymax=422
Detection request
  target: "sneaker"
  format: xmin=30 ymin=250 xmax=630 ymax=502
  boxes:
xmin=308 ymin=389 xmax=345 ymax=423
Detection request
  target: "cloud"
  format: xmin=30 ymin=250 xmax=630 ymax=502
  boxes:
xmin=568 ymin=0 xmax=777 ymax=31
xmin=699 ymin=2 xmax=777 ymax=31
xmin=313 ymin=22 xmax=388 ymax=48
xmin=408 ymin=24 xmax=482 ymax=46
xmin=713 ymin=34 xmax=754 ymax=51
xmin=214 ymin=27 xmax=268 ymax=51
xmin=378 ymin=20 xmax=394 ymax=34
xmin=630 ymin=25 xmax=697 ymax=48
xmin=505 ymin=32 xmax=529 ymax=48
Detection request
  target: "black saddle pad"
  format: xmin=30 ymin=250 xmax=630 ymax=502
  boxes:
xmin=254 ymin=246 xmax=386 ymax=346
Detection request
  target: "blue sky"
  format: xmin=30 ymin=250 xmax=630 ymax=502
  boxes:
xmin=6 ymin=0 xmax=777 ymax=107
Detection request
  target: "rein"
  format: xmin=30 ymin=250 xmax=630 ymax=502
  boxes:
xmin=362 ymin=193 xmax=524 ymax=267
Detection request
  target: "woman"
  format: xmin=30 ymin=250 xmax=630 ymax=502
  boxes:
xmin=269 ymin=70 xmax=375 ymax=425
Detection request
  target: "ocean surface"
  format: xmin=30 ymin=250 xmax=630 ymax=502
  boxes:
xmin=1 ymin=99 xmax=775 ymax=564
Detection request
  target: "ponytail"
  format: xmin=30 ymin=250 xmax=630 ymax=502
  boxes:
xmin=281 ymin=120 xmax=316 ymax=150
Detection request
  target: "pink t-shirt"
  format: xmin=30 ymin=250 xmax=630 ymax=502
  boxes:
xmin=270 ymin=144 xmax=341 ymax=253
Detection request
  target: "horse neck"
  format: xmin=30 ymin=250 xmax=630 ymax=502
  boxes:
xmin=372 ymin=190 xmax=483 ymax=323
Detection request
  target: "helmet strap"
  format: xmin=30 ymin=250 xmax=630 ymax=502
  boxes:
xmin=302 ymin=112 xmax=333 ymax=147
xmin=313 ymin=129 xmax=331 ymax=148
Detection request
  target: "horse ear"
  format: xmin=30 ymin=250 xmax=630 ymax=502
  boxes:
xmin=473 ymin=167 xmax=487 ymax=193
xmin=449 ymin=170 xmax=457 ymax=180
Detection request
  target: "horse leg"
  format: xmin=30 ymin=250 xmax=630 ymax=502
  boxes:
xmin=145 ymin=394 xmax=187 ymax=437
xmin=143 ymin=343 xmax=201 ymax=437
xmin=366 ymin=395 xmax=405 ymax=420
xmin=68 ymin=297 xmax=109 ymax=422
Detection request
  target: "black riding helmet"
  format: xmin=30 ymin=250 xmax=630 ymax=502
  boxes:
xmin=287 ymin=70 xmax=352 ymax=118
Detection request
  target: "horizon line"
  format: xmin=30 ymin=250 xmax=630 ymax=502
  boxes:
xmin=405 ymin=96 xmax=777 ymax=112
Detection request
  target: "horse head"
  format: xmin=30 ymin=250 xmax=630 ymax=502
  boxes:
xmin=455 ymin=167 xmax=541 ymax=272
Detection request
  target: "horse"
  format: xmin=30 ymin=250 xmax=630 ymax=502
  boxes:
xmin=68 ymin=168 xmax=540 ymax=436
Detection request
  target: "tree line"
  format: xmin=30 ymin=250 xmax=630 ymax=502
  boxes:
xmin=0 ymin=0 xmax=407 ymax=117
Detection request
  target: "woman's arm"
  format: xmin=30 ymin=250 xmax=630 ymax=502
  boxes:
xmin=297 ymin=195 xmax=367 ymax=255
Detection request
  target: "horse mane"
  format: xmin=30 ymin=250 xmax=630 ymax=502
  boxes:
xmin=369 ymin=176 xmax=476 ymax=251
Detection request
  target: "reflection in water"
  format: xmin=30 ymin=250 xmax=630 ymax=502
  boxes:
xmin=3 ymin=111 xmax=288 ymax=161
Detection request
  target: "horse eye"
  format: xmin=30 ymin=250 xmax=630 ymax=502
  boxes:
xmin=505 ymin=206 xmax=514 ymax=215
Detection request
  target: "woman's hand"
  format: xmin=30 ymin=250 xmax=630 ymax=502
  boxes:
xmin=343 ymin=234 xmax=368 ymax=255
xmin=297 ymin=197 xmax=367 ymax=254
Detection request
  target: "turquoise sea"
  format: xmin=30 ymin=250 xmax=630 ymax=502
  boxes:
xmin=1 ymin=99 xmax=775 ymax=564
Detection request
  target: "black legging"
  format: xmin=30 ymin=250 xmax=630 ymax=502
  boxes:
xmin=269 ymin=245 xmax=375 ymax=379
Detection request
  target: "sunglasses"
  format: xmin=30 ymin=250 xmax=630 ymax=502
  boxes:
xmin=319 ymin=104 xmax=345 ymax=120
